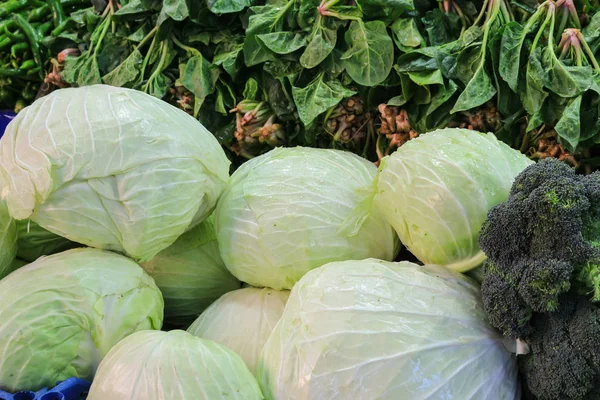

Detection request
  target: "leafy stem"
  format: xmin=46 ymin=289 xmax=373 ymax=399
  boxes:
xmin=171 ymin=34 xmax=201 ymax=57
xmin=577 ymin=30 xmax=600 ymax=70
xmin=142 ymin=40 xmax=170 ymax=93
xmin=136 ymin=26 xmax=158 ymax=51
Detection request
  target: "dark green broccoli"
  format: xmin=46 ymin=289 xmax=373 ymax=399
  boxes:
xmin=478 ymin=158 xmax=600 ymax=400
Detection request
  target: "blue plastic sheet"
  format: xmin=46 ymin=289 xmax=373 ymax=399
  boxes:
xmin=0 ymin=110 xmax=15 ymax=139
xmin=0 ymin=378 xmax=90 ymax=400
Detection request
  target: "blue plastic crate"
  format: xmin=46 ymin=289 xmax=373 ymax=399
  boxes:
xmin=0 ymin=378 xmax=90 ymax=400
xmin=0 ymin=110 xmax=16 ymax=139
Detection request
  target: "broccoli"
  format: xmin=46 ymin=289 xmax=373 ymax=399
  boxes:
xmin=478 ymin=158 xmax=600 ymax=400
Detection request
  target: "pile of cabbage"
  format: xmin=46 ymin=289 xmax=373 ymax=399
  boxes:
xmin=0 ymin=85 xmax=532 ymax=399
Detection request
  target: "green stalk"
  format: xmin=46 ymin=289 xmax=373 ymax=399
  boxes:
xmin=577 ymin=31 xmax=600 ymax=70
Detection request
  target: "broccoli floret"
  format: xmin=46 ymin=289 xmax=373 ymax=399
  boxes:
xmin=518 ymin=294 xmax=600 ymax=400
xmin=478 ymin=158 xmax=600 ymax=399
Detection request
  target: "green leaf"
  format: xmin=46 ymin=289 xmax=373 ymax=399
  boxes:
xmin=583 ymin=12 xmax=600 ymax=52
xmin=161 ymin=0 xmax=189 ymax=21
xmin=356 ymin=0 xmax=414 ymax=23
xmin=499 ymin=22 xmax=527 ymax=92
xmin=451 ymin=65 xmax=496 ymax=113
xmin=146 ymin=73 xmax=172 ymax=98
xmin=543 ymin=46 xmax=593 ymax=97
xmin=102 ymin=49 xmax=143 ymax=87
xmin=407 ymin=69 xmax=444 ymax=86
xmin=299 ymin=16 xmax=337 ymax=69
xmin=555 ymin=95 xmax=582 ymax=153
xmin=421 ymin=8 xmax=461 ymax=46
xmin=207 ymin=0 xmax=252 ymax=14
xmin=257 ymin=32 xmax=307 ymax=54
xmin=521 ymin=49 xmax=548 ymax=115
xmin=114 ymin=0 xmax=154 ymax=18
xmin=62 ymin=55 xmax=88 ymax=85
xmin=341 ymin=20 xmax=394 ymax=86
xmin=213 ymin=43 xmax=243 ymax=79
xmin=243 ymin=78 xmax=259 ymax=100
xmin=292 ymin=74 xmax=356 ymax=125
xmin=181 ymin=55 xmax=220 ymax=115
xmin=77 ymin=56 xmax=102 ymax=86
xmin=243 ymin=3 xmax=294 ymax=66
xmin=390 ymin=18 xmax=424 ymax=51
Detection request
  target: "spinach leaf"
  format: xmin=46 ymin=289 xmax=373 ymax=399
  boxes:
xmin=102 ymin=49 xmax=144 ymax=87
xmin=451 ymin=61 xmax=496 ymax=113
xmin=181 ymin=54 xmax=220 ymax=116
xmin=555 ymin=95 xmax=582 ymax=153
xmin=292 ymin=73 xmax=356 ymax=125
xmin=207 ymin=0 xmax=252 ymax=14
xmin=499 ymin=22 xmax=527 ymax=92
xmin=356 ymin=0 xmax=414 ymax=23
xmin=341 ymin=20 xmax=394 ymax=86
xmin=257 ymin=32 xmax=307 ymax=54
xmin=300 ymin=15 xmax=337 ymax=69
xmin=521 ymin=48 xmax=548 ymax=115
xmin=243 ymin=2 xmax=295 ymax=66
xmin=390 ymin=17 xmax=425 ymax=51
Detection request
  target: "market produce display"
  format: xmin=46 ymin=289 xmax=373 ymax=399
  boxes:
xmin=87 ymin=330 xmax=264 ymax=400
xmin=2 ymin=0 xmax=600 ymax=393
xmin=0 ymin=248 xmax=164 ymax=393
xmin=187 ymin=287 xmax=290 ymax=376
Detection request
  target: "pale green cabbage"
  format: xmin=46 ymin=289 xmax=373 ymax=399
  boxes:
xmin=376 ymin=128 xmax=533 ymax=272
xmin=0 ymin=201 xmax=17 ymax=279
xmin=140 ymin=215 xmax=240 ymax=328
xmin=258 ymin=259 xmax=519 ymax=400
xmin=87 ymin=330 xmax=264 ymax=400
xmin=188 ymin=287 xmax=290 ymax=375
xmin=0 ymin=248 xmax=164 ymax=392
xmin=0 ymin=85 xmax=230 ymax=262
xmin=215 ymin=147 xmax=399 ymax=290
xmin=16 ymin=219 xmax=78 ymax=262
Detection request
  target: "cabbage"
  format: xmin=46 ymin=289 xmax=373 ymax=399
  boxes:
xmin=215 ymin=147 xmax=398 ymax=290
xmin=188 ymin=287 xmax=290 ymax=375
xmin=258 ymin=259 xmax=519 ymax=400
xmin=87 ymin=330 xmax=264 ymax=400
xmin=140 ymin=215 xmax=240 ymax=328
xmin=0 ymin=202 xmax=17 ymax=279
xmin=0 ymin=248 xmax=164 ymax=392
xmin=376 ymin=128 xmax=533 ymax=271
xmin=0 ymin=85 xmax=230 ymax=262
xmin=16 ymin=220 xmax=78 ymax=262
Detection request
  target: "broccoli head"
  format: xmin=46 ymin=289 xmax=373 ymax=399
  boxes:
xmin=478 ymin=158 xmax=600 ymax=400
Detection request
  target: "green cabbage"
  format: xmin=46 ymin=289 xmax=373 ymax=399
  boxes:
xmin=0 ymin=85 xmax=230 ymax=262
xmin=87 ymin=330 xmax=264 ymax=400
xmin=188 ymin=287 xmax=290 ymax=375
xmin=258 ymin=259 xmax=519 ymax=400
xmin=16 ymin=219 xmax=79 ymax=262
xmin=0 ymin=248 xmax=164 ymax=392
xmin=215 ymin=147 xmax=399 ymax=290
xmin=376 ymin=128 xmax=533 ymax=272
xmin=0 ymin=202 xmax=17 ymax=279
xmin=140 ymin=216 xmax=240 ymax=328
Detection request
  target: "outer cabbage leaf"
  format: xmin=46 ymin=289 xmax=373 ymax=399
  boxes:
xmin=376 ymin=128 xmax=533 ymax=271
xmin=188 ymin=287 xmax=289 ymax=375
xmin=141 ymin=215 xmax=240 ymax=328
xmin=0 ymin=85 xmax=230 ymax=262
xmin=258 ymin=259 xmax=520 ymax=400
xmin=87 ymin=330 xmax=264 ymax=400
xmin=0 ymin=248 xmax=164 ymax=392
xmin=0 ymin=202 xmax=17 ymax=279
xmin=16 ymin=220 xmax=79 ymax=262
xmin=215 ymin=147 xmax=399 ymax=290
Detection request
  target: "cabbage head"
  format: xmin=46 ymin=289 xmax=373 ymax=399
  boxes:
xmin=16 ymin=220 xmax=78 ymax=262
xmin=0 ymin=248 xmax=164 ymax=392
xmin=0 ymin=85 xmax=230 ymax=262
xmin=0 ymin=201 xmax=16 ymax=279
xmin=258 ymin=259 xmax=519 ymax=400
xmin=188 ymin=287 xmax=290 ymax=375
xmin=88 ymin=330 xmax=264 ymax=400
xmin=140 ymin=215 xmax=240 ymax=328
xmin=376 ymin=128 xmax=533 ymax=272
xmin=215 ymin=147 xmax=398 ymax=290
